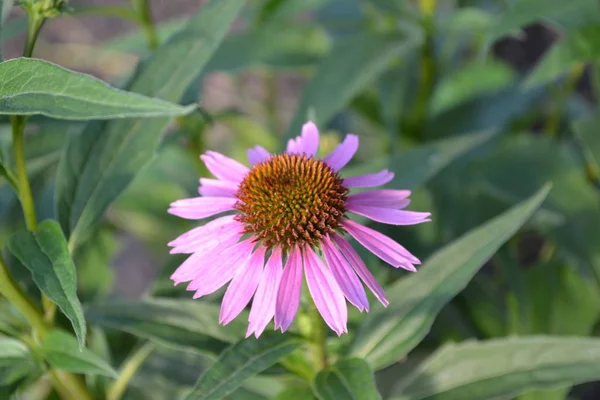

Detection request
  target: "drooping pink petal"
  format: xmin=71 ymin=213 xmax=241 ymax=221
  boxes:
xmin=200 ymin=151 xmax=249 ymax=183
xmin=303 ymin=246 xmax=348 ymax=336
xmin=168 ymin=197 xmax=237 ymax=220
xmin=274 ymin=246 xmax=303 ymax=332
xmin=198 ymin=178 xmax=239 ymax=198
xmin=321 ymin=236 xmax=369 ymax=312
xmin=347 ymin=204 xmax=431 ymax=225
xmin=220 ymin=246 xmax=266 ymax=325
xmin=187 ymin=240 xmax=255 ymax=298
xmin=347 ymin=190 xmax=411 ymax=208
xmin=323 ymin=134 xmax=359 ymax=171
xmin=341 ymin=219 xmax=419 ymax=271
xmin=170 ymin=228 xmax=241 ymax=255
xmin=170 ymin=235 xmax=241 ymax=285
xmin=343 ymin=170 xmax=394 ymax=188
xmin=298 ymin=121 xmax=320 ymax=157
xmin=332 ymin=234 xmax=389 ymax=307
xmin=168 ymin=215 xmax=237 ymax=247
xmin=247 ymin=247 xmax=283 ymax=338
xmin=247 ymin=146 xmax=271 ymax=166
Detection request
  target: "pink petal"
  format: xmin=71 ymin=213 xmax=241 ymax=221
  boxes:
xmin=343 ymin=170 xmax=394 ymax=188
xmin=170 ymin=236 xmax=241 ymax=285
xmin=303 ymin=246 xmax=348 ymax=336
xmin=170 ymin=229 xmax=241 ymax=255
xmin=323 ymin=134 xmax=359 ymax=171
xmin=187 ymin=240 xmax=255 ymax=297
xmin=298 ymin=121 xmax=320 ymax=157
xmin=274 ymin=246 xmax=303 ymax=332
xmin=168 ymin=215 xmax=237 ymax=247
xmin=286 ymin=137 xmax=301 ymax=154
xmin=347 ymin=190 xmax=411 ymax=208
xmin=168 ymin=197 xmax=236 ymax=220
xmin=321 ymin=236 xmax=369 ymax=312
xmin=332 ymin=234 xmax=389 ymax=307
xmin=198 ymin=179 xmax=239 ymax=197
xmin=341 ymin=219 xmax=419 ymax=271
xmin=247 ymin=146 xmax=271 ymax=166
xmin=220 ymin=246 xmax=266 ymax=325
xmin=246 ymin=247 xmax=283 ymax=338
xmin=200 ymin=151 xmax=249 ymax=183
xmin=347 ymin=204 xmax=431 ymax=225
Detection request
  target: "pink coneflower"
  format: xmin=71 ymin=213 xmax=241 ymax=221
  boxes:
xmin=168 ymin=121 xmax=430 ymax=337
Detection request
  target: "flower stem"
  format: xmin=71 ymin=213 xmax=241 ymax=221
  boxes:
xmin=107 ymin=342 xmax=156 ymax=400
xmin=132 ymin=0 xmax=158 ymax=50
xmin=310 ymin=302 xmax=328 ymax=369
xmin=11 ymin=116 xmax=37 ymax=232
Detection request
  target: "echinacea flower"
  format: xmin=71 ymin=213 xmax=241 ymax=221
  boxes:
xmin=168 ymin=121 xmax=431 ymax=337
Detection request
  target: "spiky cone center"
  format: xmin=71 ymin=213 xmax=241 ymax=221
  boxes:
xmin=234 ymin=153 xmax=348 ymax=249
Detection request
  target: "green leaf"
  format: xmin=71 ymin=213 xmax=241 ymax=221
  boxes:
xmin=40 ymin=330 xmax=117 ymax=378
xmin=342 ymin=130 xmax=498 ymax=191
xmin=485 ymin=0 xmax=594 ymax=43
xmin=85 ymin=298 xmax=247 ymax=353
xmin=349 ymin=185 xmax=551 ymax=370
xmin=391 ymin=336 xmax=600 ymax=400
xmin=7 ymin=220 xmax=86 ymax=347
xmin=432 ymin=60 xmax=516 ymax=115
xmin=0 ymin=337 xmax=37 ymax=389
xmin=313 ymin=358 xmax=381 ymax=400
xmin=54 ymin=0 xmax=246 ymax=249
xmin=0 ymin=58 xmax=195 ymax=120
xmin=525 ymin=24 xmax=600 ymax=88
xmin=284 ymin=33 xmax=420 ymax=141
xmin=184 ymin=333 xmax=301 ymax=400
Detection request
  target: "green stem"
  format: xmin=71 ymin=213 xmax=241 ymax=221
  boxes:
xmin=132 ymin=0 xmax=158 ymax=50
xmin=107 ymin=342 xmax=156 ymax=400
xmin=311 ymin=302 xmax=328 ymax=369
xmin=0 ymin=253 xmax=47 ymax=337
xmin=11 ymin=116 xmax=37 ymax=232
xmin=23 ymin=13 xmax=45 ymax=58
xmin=545 ymin=63 xmax=584 ymax=136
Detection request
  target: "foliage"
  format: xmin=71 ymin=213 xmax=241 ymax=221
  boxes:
xmin=1 ymin=0 xmax=600 ymax=399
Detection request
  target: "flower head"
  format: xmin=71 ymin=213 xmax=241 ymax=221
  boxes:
xmin=168 ymin=121 xmax=431 ymax=337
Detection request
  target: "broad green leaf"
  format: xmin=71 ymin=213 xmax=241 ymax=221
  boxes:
xmin=432 ymin=60 xmax=515 ymax=115
xmin=85 ymin=298 xmax=247 ymax=353
xmin=184 ymin=333 xmax=301 ymax=400
xmin=7 ymin=220 xmax=86 ymax=347
xmin=391 ymin=336 xmax=600 ymax=400
xmin=342 ymin=130 xmax=498 ymax=191
xmin=284 ymin=32 xmax=420 ymax=141
xmin=40 ymin=330 xmax=117 ymax=377
xmin=274 ymin=386 xmax=315 ymax=400
xmin=0 ymin=58 xmax=195 ymax=120
xmin=54 ymin=0 xmax=245 ymax=249
xmin=349 ymin=185 xmax=551 ymax=370
xmin=313 ymin=358 xmax=381 ymax=400
xmin=525 ymin=25 xmax=600 ymax=88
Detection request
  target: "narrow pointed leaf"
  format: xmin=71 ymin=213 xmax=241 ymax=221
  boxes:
xmin=85 ymin=298 xmax=247 ymax=354
xmin=313 ymin=358 xmax=381 ymax=400
xmin=0 ymin=59 xmax=195 ymax=119
xmin=7 ymin=220 xmax=86 ymax=347
xmin=54 ymin=0 xmax=246 ymax=248
xmin=350 ymin=185 xmax=551 ymax=370
xmin=40 ymin=330 xmax=117 ymax=378
xmin=392 ymin=337 xmax=600 ymax=400
xmin=184 ymin=333 xmax=301 ymax=400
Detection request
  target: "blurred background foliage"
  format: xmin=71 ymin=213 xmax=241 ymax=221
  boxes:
xmin=2 ymin=0 xmax=600 ymax=399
